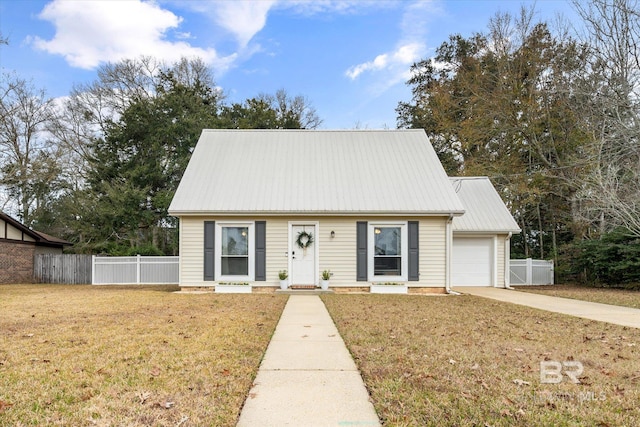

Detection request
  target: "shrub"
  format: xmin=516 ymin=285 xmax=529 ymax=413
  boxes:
xmin=568 ymin=229 xmax=640 ymax=288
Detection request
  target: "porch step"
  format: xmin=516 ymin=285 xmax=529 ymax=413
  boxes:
xmin=290 ymin=285 xmax=317 ymax=290
xmin=275 ymin=289 xmax=334 ymax=295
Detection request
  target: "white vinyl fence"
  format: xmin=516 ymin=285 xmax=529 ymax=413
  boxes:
xmin=510 ymin=258 xmax=554 ymax=285
xmin=92 ymin=255 xmax=179 ymax=285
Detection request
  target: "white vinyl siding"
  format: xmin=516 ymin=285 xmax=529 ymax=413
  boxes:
xmin=497 ymin=234 xmax=507 ymax=287
xmin=179 ymin=217 xmax=205 ymax=286
xmin=177 ymin=216 xmax=449 ymax=288
xmin=264 ymin=219 xmax=288 ymax=284
xmin=420 ymin=218 xmax=446 ymax=287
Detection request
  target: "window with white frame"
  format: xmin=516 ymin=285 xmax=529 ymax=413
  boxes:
xmin=368 ymin=222 xmax=408 ymax=281
xmin=216 ymin=222 xmax=254 ymax=280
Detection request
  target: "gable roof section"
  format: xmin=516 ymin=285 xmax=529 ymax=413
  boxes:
xmin=169 ymin=129 xmax=465 ymax=215
xmin=450 ymin=177 xmax=521 ymax=233
xmin=0 ymin=212 xmax=71 ymax=247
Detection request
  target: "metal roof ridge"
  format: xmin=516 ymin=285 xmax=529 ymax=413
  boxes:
xmin=200 ymin=128 xmax=424 ymax=133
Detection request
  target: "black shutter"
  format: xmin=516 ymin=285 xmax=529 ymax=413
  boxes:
xmin=408 ymin=221 xmax=419 ymax=281
xmin=204 ymin=221 xmax=215 ymax=281
xmin=255 ymin=221 xmax=266 ymax=281
xmin=356 ymin=221 xmax=368 ymax=281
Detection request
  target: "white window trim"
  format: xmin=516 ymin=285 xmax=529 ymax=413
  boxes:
xmin=368 ymin=221 xmax=408 ymax=282
xmin=215 ymin=222 xmax=255 ymax=282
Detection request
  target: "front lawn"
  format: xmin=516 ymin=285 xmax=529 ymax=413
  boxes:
xmin=323 ymin=294 xmax=640 ymax=426
xmin=516 ymin=284 xmax=640 ymax=309
xmin=0 ymin=285 xmax=287 ymax=426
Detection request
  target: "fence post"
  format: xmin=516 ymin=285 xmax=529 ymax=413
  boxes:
xmin=550 ymin=260 xmax=555 ymax=285
xmin=136 ymin=254 xmax=141 ymax=285
xmin=91 ymin=255 xmax=95 ymax=284
xmin=526 ymin=258 xmax=533 ymax=285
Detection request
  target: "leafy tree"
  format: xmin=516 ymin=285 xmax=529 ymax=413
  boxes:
xmin=566 ymin=229 xmax=640 ymax=287
xmin=3 ymin=55 xmax=322 ymax=254
xmin=220 ymin=89 xmax=322 ymax=129
xmin=82 ymin=68 xmax=221 ymax=254
xmin=397 ymin=7 xmax=589 ymax=260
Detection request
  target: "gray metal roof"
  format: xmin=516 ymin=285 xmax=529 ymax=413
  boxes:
xmin=169 ymin=129 xmax=465 ymax=215
xmin=450 ymin=177 xmax=521 ymax=233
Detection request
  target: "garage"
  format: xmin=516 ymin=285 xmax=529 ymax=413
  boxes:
xmin=452 ymin=237 xmax=493 ymax=286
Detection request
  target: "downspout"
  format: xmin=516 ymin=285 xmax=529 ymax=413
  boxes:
xmin=445 ymin=215 xmax=460 ymax=295
xmin=505 ymin=232 xmax=514 ymax=290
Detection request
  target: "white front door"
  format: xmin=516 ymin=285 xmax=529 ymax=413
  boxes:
xmin=291 ymin=224 xmax=317 ymax=285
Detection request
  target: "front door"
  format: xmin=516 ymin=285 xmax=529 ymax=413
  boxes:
xmin=291 ymin=224 xmax=316 ymax=285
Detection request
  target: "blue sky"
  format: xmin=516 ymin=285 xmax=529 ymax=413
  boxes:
xmin=0 ymin=0 xmax=576 ymax=129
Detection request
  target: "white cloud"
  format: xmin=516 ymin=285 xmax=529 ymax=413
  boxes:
xmin=173 ymin=0 xmax=277 ymax=48
xmin=344 ymin=1 xmax=439 ymax=90
xmin=31 ymin=0 xmax=234 ymax=71
xmin=210 ymin=1 xmax=276 ymax=47
xmin=345 ymin=42 xmax=424 ymax=80
xmin=178 ymin=1 xmax=375 ymax=49
xmin=282 ymin=1 xmax=387 ymax=16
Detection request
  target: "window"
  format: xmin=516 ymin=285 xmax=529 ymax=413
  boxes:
xmin=374 ymin=226 xmax=402 ymax=276
xmin=368 ymin=222 xmax=407 ymax=281
xmin=216 ymin=222 xmax=254 ymax=280
xmin=221 ymin=226 xmax=249 ymax=275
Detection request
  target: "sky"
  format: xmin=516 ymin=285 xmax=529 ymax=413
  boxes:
xmin=0 ymin=0 xmax=577 ymax=129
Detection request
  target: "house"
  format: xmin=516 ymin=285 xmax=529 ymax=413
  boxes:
xmin=168 ymin=129 xmax=520 ymax=292
xmin=0 ymin=212 xmax=71 ymax=284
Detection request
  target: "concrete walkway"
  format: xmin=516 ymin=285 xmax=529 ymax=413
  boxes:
xmin=455 ymin=287 xmax=640 ymax=329
xmin=237 ymin=295 xmax=380 ymax=426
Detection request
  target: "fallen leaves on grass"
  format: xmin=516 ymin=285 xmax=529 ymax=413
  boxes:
xmin=138 ymin=391 xmax=152 ymax=404
xmin=154 ymin=400 xmax=175 ymax=409
xmin=517 ymin=285 xmax=640 ymax=309
xmin=0 ymin=284 xmax=287 ymax=426
xmin=323 ymin=294 xmax=640 ymax=427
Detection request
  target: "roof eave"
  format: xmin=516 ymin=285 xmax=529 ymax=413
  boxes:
xmin=169 ymin=210 xmax=466 ymax=217
xmin=453 ymin=229 xmax=522 ymax=234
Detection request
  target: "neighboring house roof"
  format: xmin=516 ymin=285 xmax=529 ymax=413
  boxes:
xmin=0 ymin=212 xmax=71 ymax=247
xmin=169 ymin=129 xmax=466 ymax=216
xmin=449 ymin=177 xmax=521 ymax=233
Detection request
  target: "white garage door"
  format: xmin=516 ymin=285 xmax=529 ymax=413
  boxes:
xmin=452 ymin=237 xmax=493 ymax=286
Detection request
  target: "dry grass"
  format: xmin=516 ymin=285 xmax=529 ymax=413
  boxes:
xmin=322 ymin=294 xmax=640 ymax=427
xmin=0 ymin=285 xmax=287 ymax=426
xmin=516 ymin=285 xmax=640 ymax=309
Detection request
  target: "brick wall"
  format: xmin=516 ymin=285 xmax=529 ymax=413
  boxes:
xmin=0 ymin=240 xmax=35 ymax=284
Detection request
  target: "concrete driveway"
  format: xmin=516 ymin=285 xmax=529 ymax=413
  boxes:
xmin=454 ymin=286 xmax=640 ymax=329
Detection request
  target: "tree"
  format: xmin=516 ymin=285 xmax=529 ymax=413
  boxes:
xmin=0 ymin=73 xmax=59 ymax=226
xmin=17 ymin=55 xmax=322 ymax=253
xmin=571 ymin=0 xmax=640 ymax=237
xmin=219 ymin=88 xmax=322 ymax=129
xmin=397 ymin=7 xmax=590 ymax=259
xmin=82 ymin=66 xmax=222 ymax=254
